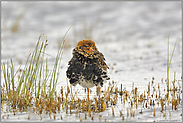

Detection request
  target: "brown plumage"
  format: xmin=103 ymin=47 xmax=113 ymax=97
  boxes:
xmin=66 ymin=39 xmax=110 ymax=88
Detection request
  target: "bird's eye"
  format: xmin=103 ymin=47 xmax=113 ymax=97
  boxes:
xmin=88 ymin=43 xmax=91 ymax=46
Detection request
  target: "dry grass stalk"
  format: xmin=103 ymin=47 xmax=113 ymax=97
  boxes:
xmin=112 ymin=106 xmax=115 ymax=116
xmin=153 ymin=108 xmax=156 ymax=117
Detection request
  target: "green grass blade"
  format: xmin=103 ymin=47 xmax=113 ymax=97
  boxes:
xmin=43 ymin=58 xmax=48 ymax=96
xmin=37 ymin=39 xmax=48 ymax=98
xmin=10 ymin=59 xmax=15 ymax=95
xmin=22 ymin=54 xmax=31 ymax=94
xmin=6 ymin=63 xmax=11 ymax=97
xmin=18 ymin=34 xmax=43 ymax=95
xmin=2 ymin=63 xmax=9 ymax=98
xmin=49 ymin=25 xmax=72 ymax=97
xmin=167 ymin=30 xmax=170 ymax=80
xmin=18 ymin=53 xmax=31 ymax=95
xmin=168 ymin=36 xmax=179 ymax=69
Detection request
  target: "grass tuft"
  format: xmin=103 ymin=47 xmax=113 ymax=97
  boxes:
xmin=1 ymin=26 xmax=71 ymax=111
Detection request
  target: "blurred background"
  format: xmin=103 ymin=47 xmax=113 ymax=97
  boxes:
xmin=1 ymin=1 xmax=182 ymax=89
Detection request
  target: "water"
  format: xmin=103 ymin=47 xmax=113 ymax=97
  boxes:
xmin=1 ymin=1 xmax=182 ymax=122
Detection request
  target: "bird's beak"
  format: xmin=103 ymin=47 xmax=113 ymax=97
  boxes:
xmin=89 ymin=47 xmax=94 ymax=52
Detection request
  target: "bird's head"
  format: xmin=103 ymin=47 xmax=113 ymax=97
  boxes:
xmin=74 ymin=39 xmax=99 ymax=59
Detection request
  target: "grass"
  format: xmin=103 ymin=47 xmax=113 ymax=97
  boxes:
xmin=1 ymin=31 xmax=182 ymax=121
xmin=1 ymin=26 xmax=71 ymax=109
xmin=166 ymin=31 xmax=179 ymax=91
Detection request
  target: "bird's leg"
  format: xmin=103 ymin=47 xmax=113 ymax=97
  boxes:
xmin=99 ymin=86 xmax=101 ymax=99
xmin=87 ymin=88 xmax=89 ymax=101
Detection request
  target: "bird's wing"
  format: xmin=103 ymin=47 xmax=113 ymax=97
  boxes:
xmin=66 ymin=56 xmax=82 ymax=86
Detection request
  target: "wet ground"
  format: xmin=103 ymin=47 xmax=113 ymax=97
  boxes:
xmin=1 ymin=1 xmax=182 ymax=122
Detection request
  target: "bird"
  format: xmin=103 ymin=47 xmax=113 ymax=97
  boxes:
xmin=66 ymin=39 xmax=110 ymax=99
